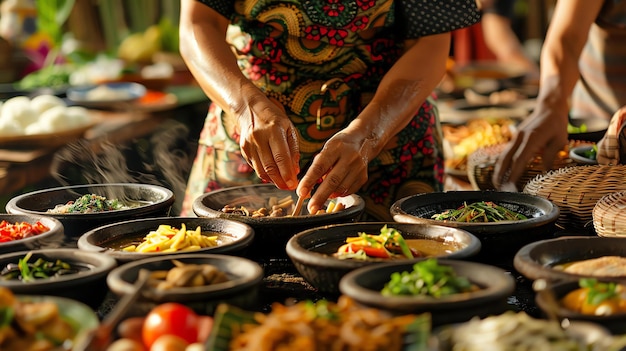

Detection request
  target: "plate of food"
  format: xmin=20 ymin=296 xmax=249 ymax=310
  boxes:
xmin=0 ymin=94 xmax=95 ymax=148
xmin=66 ymin=82 xmax=147 ymax=108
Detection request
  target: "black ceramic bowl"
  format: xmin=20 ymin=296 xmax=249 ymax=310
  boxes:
xmin=6 ymin=183 xmax=175 ymax=237
xmin=390 ymin=191 xmax=560 ymax=260
xmin=514 ymin=236 xmax=626 ymax=283
xmin=339 ymin=259 xmax=515 ymax=326
xmin=568 ymin=117 xmax=609 ymax=143
xmin=77 ymin=217 xmax=255 ymax=263
xmin=0 ymin=214 xmax=64 ymax=254
xmin=535 ymin=279 xmax=626 ymax=335
xmin=107 ymin=253 xmax=264 ymax=315
xmin=0 ymin=248 xmax=117 ymax=309
xmin=193 ymin=184 xmax=365 ymax=256
xmin=285 ymin=222 xmax=481 ymax=295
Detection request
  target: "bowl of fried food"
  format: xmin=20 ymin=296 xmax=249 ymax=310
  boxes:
xmin=193 ymin=184 xmax=365 ymax=256
xmin=390 ymin=191 xmax=559 ymax=260
xmin=285 ymin=222 xmax=481 ymax=294
xmin=0 ymin=287 xmax=100 ymax=351
xmin=106 ymin=253 xmax=264 ymax=315
xmin=6 ymin=183 xmax=175 ymax=237
xmin=339 ymin=258 xmax=515 ymax=326
xmin=77 ymin=217 xmax=255 ymax=263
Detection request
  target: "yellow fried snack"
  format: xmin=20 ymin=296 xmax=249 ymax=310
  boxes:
xmin=122 ymin=224 xmax=218 ymax=253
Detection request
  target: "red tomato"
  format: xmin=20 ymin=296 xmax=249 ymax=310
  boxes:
xmin=142 ymin=303 xmax=199 ymax=349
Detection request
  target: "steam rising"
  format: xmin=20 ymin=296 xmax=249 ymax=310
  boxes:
xmin=51 ymin=119 xmax=193 ymax=214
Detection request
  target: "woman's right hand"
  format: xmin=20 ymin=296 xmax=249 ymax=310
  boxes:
xmin=237 ymin=96 xmax=301 ymax=190
xmin=492 ymin=104 xmax=570 ymax=190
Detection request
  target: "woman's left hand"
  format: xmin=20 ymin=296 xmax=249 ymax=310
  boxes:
xmin=297 ymin=131 xmax=371 ymax=214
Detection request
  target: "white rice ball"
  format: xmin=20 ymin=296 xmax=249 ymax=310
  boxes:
xmin=1 ymin=96 xmax=37 ymax=128
xmin=65 ymin=106 xmax=91 ymax=128
xmin=38 ymin=105 xmax=69 ymax=132
xmin=30 ymin=94 xmax=66 ymax=115
xmin=0 ymin=118 xmax=24 ymax=136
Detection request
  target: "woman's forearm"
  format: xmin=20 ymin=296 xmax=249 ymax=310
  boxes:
xmin=179 ymin=0 xmax=264 ymax=117
xmin=346 ymin=33 xmax=451 ymax=160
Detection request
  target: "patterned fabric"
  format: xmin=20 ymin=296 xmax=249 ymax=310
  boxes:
xmin=182 ymin=0 xmax=480 ymax=219
xmin=570 ymin=0 xmax=626 ymax=121
xmin=597 ymin=106 xmax=626 ymax=165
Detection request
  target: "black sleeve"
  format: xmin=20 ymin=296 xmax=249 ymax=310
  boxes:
xmin=395 ymin=0 xmax=482 ymax=39
xmin=196 ymin=0 xmax=235 ymax=19
xmin=483 ymin=0 xmax=515 ymax=19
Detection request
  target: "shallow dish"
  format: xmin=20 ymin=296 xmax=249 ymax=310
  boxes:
xmin=390 ymin=191 xmax=559 ymax=260
xmin=107 ymin=253 xmax=263 ymax=315
xmin=569 ymin=145 xmax=598 ymax=165
xmin=535 ymin=279 xmax=626 ymax=335
xmin=0 ymin=248 xmax=117 ymax=308
xmin=193 ymin=184 xmax=365 ymax=256
xmin=6 ymin=183 xmax=175 ymax=237
xmin=514 ymin=236 xmax=626 ymax=283
xmin=339 ymin=259 xmax=515 ymax=326
xmin=0 ymin=214 xmax=64 ymax=254
xmin=12 ymin=294 xmax=100 ymax=350
xmin=66 ymin=82 xmax=147 ymax=108
xmin=285 ymin=222 xmax=481 ymax=295
xmin=77 ymin=216 xmax=255 ymax=263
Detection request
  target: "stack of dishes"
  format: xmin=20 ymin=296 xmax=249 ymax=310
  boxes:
xmin=593 ymin=191 xmax=626 ymax=238
xmin=523 ymin=164 xmax=626 ymax=232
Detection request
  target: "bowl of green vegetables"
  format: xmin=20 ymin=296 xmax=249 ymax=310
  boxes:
xmin=570 ymin=144 xmax=599 ymax=165
xmin=390 ymin=191 xmax=560 ymax=261
xmin=339 ymin=258 xmax=515 ymax=326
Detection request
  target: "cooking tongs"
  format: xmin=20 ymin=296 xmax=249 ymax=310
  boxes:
xmin=73 ymin=269 xmax=151 ymax=351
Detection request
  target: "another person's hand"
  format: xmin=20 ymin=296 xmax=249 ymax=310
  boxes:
xmin=237 ymin=97 xmax=300 ymax=190
xmin=492 ymin=105 xmax=569 ymax=191
xmin=297 ymin=131 xmax=372 ymax=214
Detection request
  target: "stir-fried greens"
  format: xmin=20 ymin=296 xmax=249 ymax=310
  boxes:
xmin=431 ymin=201 xmax=527 ymax=223
xmin=0 ymin=252 xmax=81 ymax=282
xmin=382 ymin=258 xmax=476 ymax=297
xmin=47 ymin=194 xmax=129 ymax=214
xmin=335 ymin=225 xmax=417 ymax=260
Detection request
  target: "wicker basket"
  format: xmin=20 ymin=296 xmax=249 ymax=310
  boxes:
xmin=523 ymin=165 xmax=626 ymax=232
xmin=593 ymin=191 xmax=626 ymax=237
xmin=467 ymin=143 xmax=575 ymax=191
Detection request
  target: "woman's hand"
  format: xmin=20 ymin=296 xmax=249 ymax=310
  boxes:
xmin=237 ymin=96 xmax=300 ymax=190
xmin=492 ymin=105 xmax=569 ymax=190
xmin=297 ymin=130 xmax=374 ymax=214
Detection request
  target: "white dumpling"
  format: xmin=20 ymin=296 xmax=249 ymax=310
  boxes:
xmin=0 ymin=96 xmax=37 ymax=128
xmin=38 ymin=105 xmax=69 ymax=132
xmin=65 ymin=106 xmax=91 ymax=128
xmin=24 ymin=121 xmax=53 ymax=135
xmin=30 ymin=94 xmax=66 ymax=115
xmin=0 ymin=118 xmax=24 ymax=136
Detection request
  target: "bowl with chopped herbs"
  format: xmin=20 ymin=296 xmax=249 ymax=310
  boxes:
xmin=6 ymin=183 xmax=175 ymax=237
xmin=390 ymin=191 xmax=559 ymax=261
xmin=0 ymin=248 xmax=117 ymax=308
xmin=339 ymin=258 xmax=515 ymax=326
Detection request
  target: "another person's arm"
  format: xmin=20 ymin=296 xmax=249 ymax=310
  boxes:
xmin=492 ymin=0 xmax=603 ymax=190
xmin=298 ymin=33 xmax=451 ymax=214
xmin=179 ymin=0 xmax=300 ymax=190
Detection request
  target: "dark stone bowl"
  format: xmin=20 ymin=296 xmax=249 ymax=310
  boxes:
xmin=285 ymin=222 xmax=481 ymax=295
xmin=6 ymin=183 xmax=175 ymax=238
xmin=106 ymin=253 xmax=264 ymax=316
xmin=514 ymin=236 xmax=626 ymax=283
xmin=77 ymin=217 xmax=255 ymax=263
xmin=0 ymin=214 xmax=65 ymax=254
xmin=0 ymin=248 xmax=117 ymax=309
xmin=567 ymin=117 xmax=609 ymax=143
xmin=390 ymin=191 xmax=560 ymax=261
xmin=339 ymin=259 xmax=515 ymax=327
xmin=193 ymin=184 xmax=365 ymax=257
xmin=535 ymin=279 xmax=626 ymax=335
